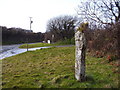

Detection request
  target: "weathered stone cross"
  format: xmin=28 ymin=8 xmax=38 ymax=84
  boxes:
xmin=75 ymin=23 xmax=88 ymax=82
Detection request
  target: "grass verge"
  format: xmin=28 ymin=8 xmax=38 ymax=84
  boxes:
xmin=19 ymin=43 xmax=57 ymax=48
xmin=2 ymin=46 xmax=119 ymax=88
xmin=19 ymin=38 xmax=75 ymax=48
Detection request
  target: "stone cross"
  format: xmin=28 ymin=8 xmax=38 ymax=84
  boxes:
xmin=75 ymin=23 xmax=88 ymax=82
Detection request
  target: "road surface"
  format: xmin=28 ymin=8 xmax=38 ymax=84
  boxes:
xmin=0 ymin=44 xmax=73 ymax=60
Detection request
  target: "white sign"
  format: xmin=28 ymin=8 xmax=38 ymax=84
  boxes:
xmin=48 ymin=40 xmax=50 ymax=44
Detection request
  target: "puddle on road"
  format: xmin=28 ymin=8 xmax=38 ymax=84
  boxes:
xmin=0 ymin=47 xmax=50 ymax=60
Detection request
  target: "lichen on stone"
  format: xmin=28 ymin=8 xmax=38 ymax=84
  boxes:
xmin=77 ymin=22 xmax=88 ymax=32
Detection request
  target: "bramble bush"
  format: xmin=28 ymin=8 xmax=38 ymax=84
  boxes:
xmin=85 ymin=23 xmax=120 ymax=61
xmin=56 ymin=37 xmax=75 ymax=45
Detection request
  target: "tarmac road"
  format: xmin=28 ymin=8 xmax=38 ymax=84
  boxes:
xmin=0 ymin=44 xmax=73 ymax=60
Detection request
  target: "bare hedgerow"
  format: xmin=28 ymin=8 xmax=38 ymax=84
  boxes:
xmin=85 ymin=23 xmax=119 ymax=59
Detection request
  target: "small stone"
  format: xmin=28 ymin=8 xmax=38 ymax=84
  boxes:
xmin=45 ymin=62 xmax=48 ymax=64
xmin=49 ymin=72 xmax=54 ymax=75
xmin=2 ymin=82 xmax=6 ymax=86
xmin=41 ymin=67 xmax=44 ymax=69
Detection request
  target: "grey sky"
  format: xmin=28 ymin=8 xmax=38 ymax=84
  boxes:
xmin=0 ymin=0 xmax=80 ymax=33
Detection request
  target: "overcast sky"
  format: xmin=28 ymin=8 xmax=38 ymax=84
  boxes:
xmin=0 ymin=0 xmax=81 ymax=33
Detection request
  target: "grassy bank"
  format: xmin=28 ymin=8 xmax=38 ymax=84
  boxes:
xmin=19 ymin=38 xmax=75 ymax=48
xmin=19 ymin=43 xmax=55 ymax=48
xmin=2 ymin=46 xmax=119 ymax=88
xmin=19 ymin=43 xmax=70 ymax=48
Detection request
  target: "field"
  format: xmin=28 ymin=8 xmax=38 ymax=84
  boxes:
xmin=2 ymin=46 xmax=119 ymax=88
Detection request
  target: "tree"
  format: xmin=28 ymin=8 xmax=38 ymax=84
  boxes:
xmin=77 ymin=0 xmax=120 ymax=59
xmin=46 ymin=15 xmax=78 ymax=41
xmin=77 ymin=0 xmax=120 ymax=26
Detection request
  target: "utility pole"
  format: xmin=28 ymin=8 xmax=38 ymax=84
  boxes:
xmin=30 ymin=17 xmax=32 ymax=31
xmin=27 ymin=17 xmax=33 ymax=51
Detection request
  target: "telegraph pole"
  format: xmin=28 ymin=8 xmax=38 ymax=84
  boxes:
xmin=27 ymin=17 xmax=33 ymax=51
xmin=30 ymin=17 xmax=32 ymax=31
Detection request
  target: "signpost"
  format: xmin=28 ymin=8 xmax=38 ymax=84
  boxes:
xmin=52 ymin=34 xmax=54 ymax=43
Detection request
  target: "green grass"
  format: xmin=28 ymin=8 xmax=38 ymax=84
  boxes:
xmin=2 ymin=46 xmax=119 ymax=88
xmin=19 ymin=43 xmax=57 ymax=48
xmin=19 ymin=38 xmax=75 ymax=49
